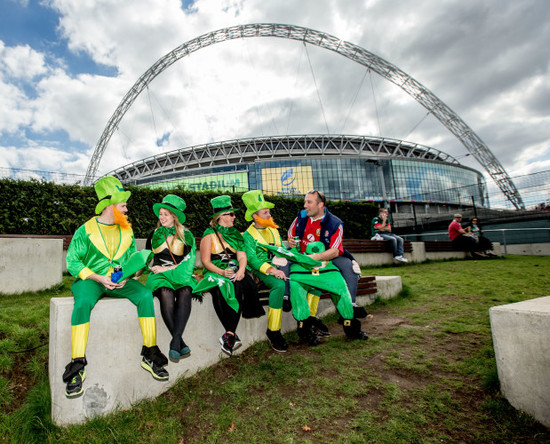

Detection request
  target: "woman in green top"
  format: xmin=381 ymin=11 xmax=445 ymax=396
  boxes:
xmin=146 ymin=195 xmax=197 ymax=362
xmin=196 ymin=195 xmax=261 ymax=356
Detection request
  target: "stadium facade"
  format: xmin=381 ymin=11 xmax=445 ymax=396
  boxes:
xmin=108 ymin=134 xmax=489 ymax=216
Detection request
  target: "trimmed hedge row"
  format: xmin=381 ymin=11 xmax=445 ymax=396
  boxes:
xmin=0 ymin=178 xmax=379 ymax=239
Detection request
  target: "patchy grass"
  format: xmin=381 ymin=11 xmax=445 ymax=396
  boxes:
xmin=1 ymin=256 xmax=550 ymax=443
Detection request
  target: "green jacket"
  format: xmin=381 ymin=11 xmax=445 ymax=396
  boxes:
xmin=66 ymin=217 xmax=136 ymax=280
xmin=243 ymin=225 xmax=282 ymax=275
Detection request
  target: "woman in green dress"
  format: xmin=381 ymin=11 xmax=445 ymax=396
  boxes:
xmin=195 ymin=195 xmax=261 ymax=356
xmin=146 ymin=195 xmax=197 ymax=362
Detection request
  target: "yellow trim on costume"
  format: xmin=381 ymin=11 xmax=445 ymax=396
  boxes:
xmin=84 ymin=218 xmax=133 ymax=262
xmin=84 ymin=218 xmax=110 ymax=258
xmin=246 ymin=225 xmax=282 ymax=247
xmin=78 ymin=267 xmax=94 ymax=280
xmin=307 ymin=293 xmax=320 ymax=317
xmin=71 ymin=323 xmax=90 ymax=359
xmin=259 ymin=263 xmax=272 ymax=274
xmin=139 ymin=317 xmax=157 ymax=347
xmin=268 ymin=307 xmax=283 ymax=331
xmin=114 ymin=226 xmax=133 ymax=260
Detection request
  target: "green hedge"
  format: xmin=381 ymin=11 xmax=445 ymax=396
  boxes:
xmin=0 ymin=178 xmax=378 ymax=239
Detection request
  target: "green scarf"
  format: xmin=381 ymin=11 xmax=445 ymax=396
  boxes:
xmin=152 ymin=226 xmax=177 ymax=249
xmin=203 ymin=225 xmax=244 ymax=251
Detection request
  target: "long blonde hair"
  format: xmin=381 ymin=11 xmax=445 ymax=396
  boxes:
xmin=157 ymin=210 xmax=186 ymax=249
xmin=209 ymin=215 xmax=221 ymax=228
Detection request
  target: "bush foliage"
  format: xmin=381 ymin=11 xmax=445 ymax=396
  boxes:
xmin=0 ymin=178 xmax=379 ymax=239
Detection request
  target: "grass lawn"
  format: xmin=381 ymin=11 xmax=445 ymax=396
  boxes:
xmin=1 ymin=255 xmax=549 ymax=443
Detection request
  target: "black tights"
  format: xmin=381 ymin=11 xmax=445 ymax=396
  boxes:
xmin=153 ymin=286 xmax=192 ymax=351
xmin=210 ymin=282 xmax=244 ymax=333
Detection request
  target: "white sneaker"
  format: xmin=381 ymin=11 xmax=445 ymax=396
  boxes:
xmin=394 ymin=255 xmax=408 ymax=263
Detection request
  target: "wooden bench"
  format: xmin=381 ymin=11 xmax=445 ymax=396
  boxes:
xmin=344 ymin=239 xmax=413 ymax=254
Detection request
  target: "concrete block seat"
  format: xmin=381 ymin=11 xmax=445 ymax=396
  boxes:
xmin=489 ymin=296 xmax=550 ymax=428
xmin=49 ymin=275 xmax=402 ymax=425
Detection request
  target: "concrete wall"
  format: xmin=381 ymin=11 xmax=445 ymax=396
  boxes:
xmin=504 ymin=243 xmax=550 ymax=256
xmin=0 ymin=238 xmax=63 ymax=294
xmin=49 ymin=275 xmax=401 ymax=426
xmin=489 ymin=296 xmax=550 ymax=428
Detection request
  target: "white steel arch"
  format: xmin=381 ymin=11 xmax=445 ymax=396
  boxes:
xmin=85 ymin=23 xmax=524 ymax=209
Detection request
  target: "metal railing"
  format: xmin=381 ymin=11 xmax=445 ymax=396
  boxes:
xmin=402 ymin=228 xmax=550 ymax=254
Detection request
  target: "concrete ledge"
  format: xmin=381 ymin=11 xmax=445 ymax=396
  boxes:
xmin=489 ymin=296 xmax=550 ymax=427
xmin=0 ymin=238 xmax=62 ymax=294
xmin=49 ymin=275 xmax=402 ymax=425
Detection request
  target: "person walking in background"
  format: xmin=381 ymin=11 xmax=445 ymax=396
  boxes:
xmin=371 ymin=208 xmax=408 ymax=263
xmin=146 ymin=194 xmax=198 ymax=363
xmin=63 ymin=176 xmax=168 ymax=398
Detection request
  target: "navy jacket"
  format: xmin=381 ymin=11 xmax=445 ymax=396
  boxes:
xmin=294 ymin=209 xmax=354 ymax=260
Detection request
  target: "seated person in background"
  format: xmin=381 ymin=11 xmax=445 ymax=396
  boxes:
xmin=371 ymin=208 xmax=408 ymax=263
xmin=146 ymin=195 xmax=198 ymax=363
xmin=448 ymin=213 xmax=484 ymax=258
xmin=465 ymin=217 xmax=496 ymax=257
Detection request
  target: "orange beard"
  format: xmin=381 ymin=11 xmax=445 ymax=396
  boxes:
xmin=113 ymin=207 xmax=132 ymax=229
xmin=255 ymin=215 xmax=279 ymax=229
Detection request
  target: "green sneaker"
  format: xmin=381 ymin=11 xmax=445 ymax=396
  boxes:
xmin=141 ymin=357 xmax=169 ymax=381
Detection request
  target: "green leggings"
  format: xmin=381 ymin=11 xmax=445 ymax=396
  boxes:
xmin=71 ymin=278 xmax=155 ymax=326
xmin=250 ymin=269 xmax=286 ymax=309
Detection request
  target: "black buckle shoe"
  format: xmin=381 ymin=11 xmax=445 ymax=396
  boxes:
xmin=311 ymin=317 xmax=331 ymax=337
xmin=266 ymin=329 xmax=289 ymax=352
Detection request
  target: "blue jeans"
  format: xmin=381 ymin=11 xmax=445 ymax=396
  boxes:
xmin=379 ymin=233 xmax=404 ymax=257
xmin=332 ymin=255 xmax=360 ymax=303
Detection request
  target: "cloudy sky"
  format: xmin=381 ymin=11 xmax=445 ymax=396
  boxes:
xmin=1 ymin=0 xmax=549 ymax=198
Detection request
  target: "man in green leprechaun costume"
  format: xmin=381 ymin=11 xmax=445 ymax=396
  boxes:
xmin=62 ymin=176 xmax=169 ymax=398
xmin=259 ymin=241 xmax=369 ymax=341
xmin=241 ymin=190 xmax=291 ymax=352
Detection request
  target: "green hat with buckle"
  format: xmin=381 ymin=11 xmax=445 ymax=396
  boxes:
xmin=210 ymin=195 xmax=239 ymax=218
xmin=153 ymin=194 xmax=187 ymax=224
xmin=94 ymin=176 xmax=131 ymax=215
xmin=242 ymin=190 xmax=275 ymax=222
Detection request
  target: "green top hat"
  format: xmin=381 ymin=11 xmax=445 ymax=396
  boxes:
xmin=306 ymin=241 xmax=326 ymax=255
xmin=153 ymin=194 xmax=187 ymax=224
xmin=94 ymin=176 xmax=131 ymax=215
xmin=242 ymin=190 xmax=275 ymax=222
xmin=210 ymin=195 xmax=239 ymax=218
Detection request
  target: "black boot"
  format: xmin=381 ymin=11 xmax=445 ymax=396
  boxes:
xmin=311 ymin=317 xmax=331 ymax=337
xmin=343 ymin=318 xmax=369 ymax=340
xmin=266 ymin=329 xmax=289 ymax=352
xmin=297 ymin=317 xmax=320 ymax=346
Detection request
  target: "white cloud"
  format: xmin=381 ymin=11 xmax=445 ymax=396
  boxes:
xmin=0 ymin=0 xmax=548 ymax=197
xmin=0 ymin=42 xmax=48 ymax=80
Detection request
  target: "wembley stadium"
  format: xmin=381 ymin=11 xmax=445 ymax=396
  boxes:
xmin=107 ymin=133 xmax=489 ymax=214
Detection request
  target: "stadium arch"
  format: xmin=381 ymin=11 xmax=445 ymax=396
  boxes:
xmin=85 ymin=23 xmax=524 ymax=209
